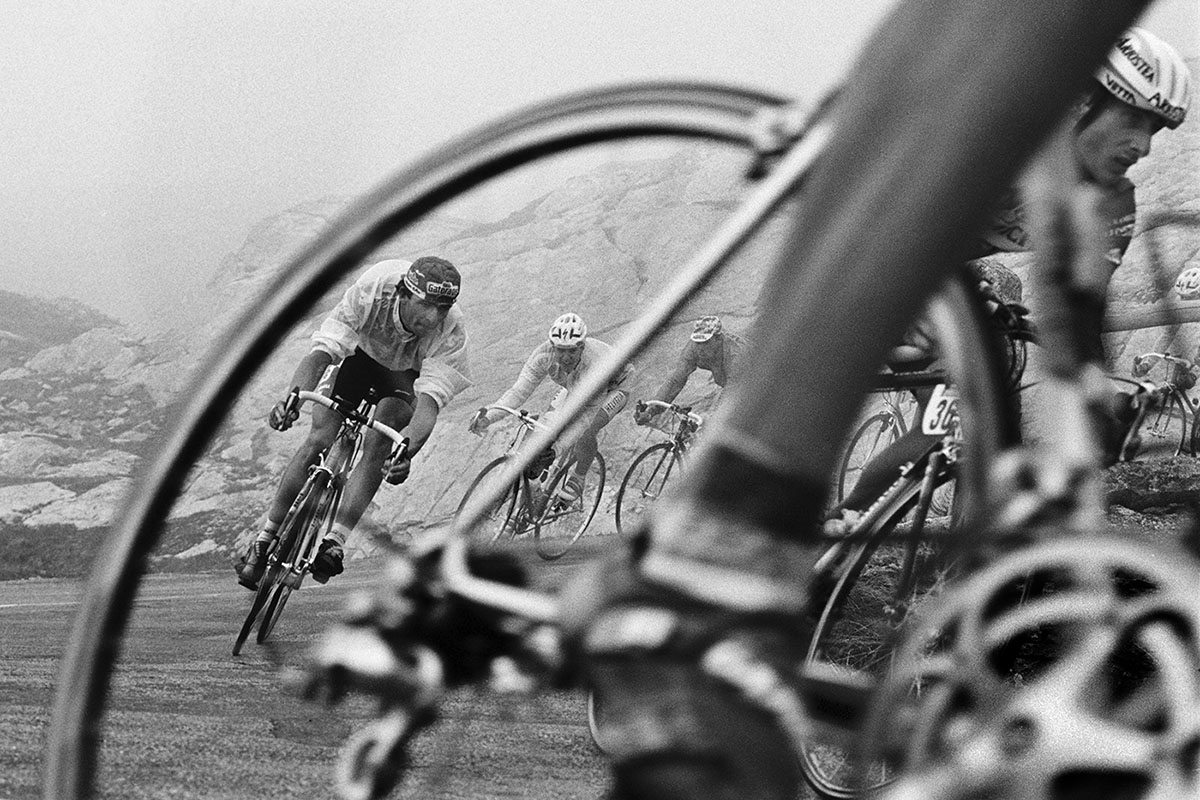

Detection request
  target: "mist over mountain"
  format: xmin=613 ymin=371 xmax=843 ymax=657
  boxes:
xmin=1 ymin=111 xmax=1198 ymax=578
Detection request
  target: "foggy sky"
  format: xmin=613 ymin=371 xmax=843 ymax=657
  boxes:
xmin=3 ymin=1 xmax=1194 ymax=328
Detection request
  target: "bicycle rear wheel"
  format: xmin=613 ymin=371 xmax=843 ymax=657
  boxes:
xmin=535 ymin=454 xmax=606 ymax=561
xmin=457 ymin=456 xmax=530 ymax=544
xmin=800 ymin=269 xmax=1017 ymax=799
xmin=615 ymin=442 xmax=682 ymax=536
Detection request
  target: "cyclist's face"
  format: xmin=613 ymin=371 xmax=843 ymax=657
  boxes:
xmin=397 ymin=293 xmax=452 ymax=336
xmin=552 ymin=344 xmax=584 ymax=371
xmin=1074 ymin=100 xmax=1162 ymax=188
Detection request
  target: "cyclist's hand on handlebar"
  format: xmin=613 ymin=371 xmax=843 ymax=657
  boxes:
xmin=268 ymin=390 xmax=301 ymax=431
xmin=467 ymin=408 xmax=491 ymax=435
xmin=383 ymin=443 xmax=412 ymax=485
xmin=632 ymin=401 xmax=656 ymax=426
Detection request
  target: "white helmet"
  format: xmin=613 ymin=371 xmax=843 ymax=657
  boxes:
xmin=1175 ymin=266 xmax=1200 ymax=301
xmin=548 ymin=313 xmax=587 ymax=348
xmin=1096 ymin=27 xmax=1192 ymax=129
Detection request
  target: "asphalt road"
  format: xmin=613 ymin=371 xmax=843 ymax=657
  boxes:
xmin=0 ymin=537 xmax=618 ymax=800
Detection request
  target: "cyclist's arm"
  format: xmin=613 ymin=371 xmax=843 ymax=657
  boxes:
xmin=488 ymin=346 xmax=549 ymax=422
xmin=310 ymin=272 xmax=376 ymax=362
xmin=647 ymin=345 xmax=698 ymax=406
xmin=402 ymin=393 xmax=442 ymax=456
xmin=287 ymin=349 xmax=334 ymax=395
xmin=413 ymin=312 xmax=473 ymax=408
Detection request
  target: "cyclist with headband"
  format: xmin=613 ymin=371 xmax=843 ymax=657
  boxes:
xmin=835 ymin=26 xmax=1192 ymax=512
xmin=633 ymin=315 xmax=746 ymax=425
xmin=469 ymin=312 xmax=631 ymax=503
xmin=563 ymin=26 xmax=1192 ymax=800
xmin=237 ymin=256 xmax=472 ymax=588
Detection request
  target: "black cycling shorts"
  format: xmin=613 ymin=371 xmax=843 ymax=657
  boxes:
xmin=320 ymin=348 xmax=417 ymax=410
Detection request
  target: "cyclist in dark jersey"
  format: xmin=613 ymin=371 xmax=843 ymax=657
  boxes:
xmin=562 ymin=25 xmax=1191 ymax=800
xmin=633 ymin=316 xmax=746 ymax=426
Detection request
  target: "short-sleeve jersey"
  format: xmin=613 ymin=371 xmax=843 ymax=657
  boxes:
xmin=310 ymin=259 xmax=472 ymax=408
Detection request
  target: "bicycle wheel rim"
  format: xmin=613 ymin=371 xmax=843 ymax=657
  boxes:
xmin=535 ymin=456 xmax=605 ymax=560
xmin=615 ymin=442 xmax=679 ymax=536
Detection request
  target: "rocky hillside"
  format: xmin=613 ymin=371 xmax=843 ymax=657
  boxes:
xmin=2 ymin=85 xmax=1199 ymax=578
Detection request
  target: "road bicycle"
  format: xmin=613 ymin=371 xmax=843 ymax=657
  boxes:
xmin=1109 ymin=350 xmax=1199 ymax=461
xmin=44 ymin=3 xmax=1200 ymax=799
xmin=614 ymin=400 xmax=703 ymax=535
xmin=459 ymin=404 xmax=606 ymax=561
xmin=232 ymin=389 xmax=408 ymax=656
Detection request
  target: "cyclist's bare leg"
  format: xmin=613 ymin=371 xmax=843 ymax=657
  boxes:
xmin=264 ymin=403 xmax=342 ymax=525
xmin=327 ymin=395 xmax=414 ymax=538
xmin=564 ymin=2 xmax=1148 ymax=798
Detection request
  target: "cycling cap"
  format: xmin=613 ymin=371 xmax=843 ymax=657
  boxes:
xmin=1096 ymin=27 xmax=1192 ymax=129
xmin=548 ymin=313 xmax=587 ymax=348
xmin=1175 ymin=266 xmax=1200 ymax=301
xmin=403 ymin=256 xmax=461 ymax=307
xmin=690 ymin=315 xmax=722 ymax=342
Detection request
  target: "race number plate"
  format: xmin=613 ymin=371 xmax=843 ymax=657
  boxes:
xmin=922 ymin=384 xmax=959 ymax=435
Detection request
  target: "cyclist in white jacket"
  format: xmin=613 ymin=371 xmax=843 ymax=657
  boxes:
xmin=238 ymin=257 xmax=472 ymax=588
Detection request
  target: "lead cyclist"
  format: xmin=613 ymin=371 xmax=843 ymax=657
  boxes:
xmin=560 ymin=9 xmax=1193 ymax=800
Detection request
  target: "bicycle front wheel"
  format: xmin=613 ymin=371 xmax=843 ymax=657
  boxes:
xmin=457 ymin=456 xmax=530 ymax=544
xmin=836 ymin=413 xmax=900 ymax=504
xmin=615 ymin=442 xmax=682 ymax=536
xmin=535 ymin=454 xmax=606 ymax=561
xmin=232 ymin=472 xmax=326 ymax=656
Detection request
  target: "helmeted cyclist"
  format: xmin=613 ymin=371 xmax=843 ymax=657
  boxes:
xmin=560 ymin=25 xmax=1192 ymax=800
xmin=237 ymin=257 xmax=472 ymax=588
xmin=469 ymin=312 xmax=632 ymax=503
xmin=836 ymin=26 xmax=1192 ymax=511
xmin=633 ymin=315 xmax=746 ymax=426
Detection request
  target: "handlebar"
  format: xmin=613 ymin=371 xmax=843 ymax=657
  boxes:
xmin=636 ymin=399 xmax=704 ymax=426
xmin=1133 ymin=351 xmax=1196 ymax=370
xmin=477 ymin=404 xmax=551 ymax=432
xmin=297 ymin=390 xmax=409 ymax=454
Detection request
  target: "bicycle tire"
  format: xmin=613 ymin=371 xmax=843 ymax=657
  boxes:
xmin=456 ymin=456 xmax=531 ymax=544
xmin=535 ymin=453 xmax=606 ymax=561
xmin=258 ymin=480 xmax=338 ymax=644
xmin=800 ymin=269 xmax=1017 ymax=799
xmin=614 ymin=442 xmax=681 ymax=536
xmin=231 ymin=473 xmax=322 ymax=656
xmin=835 ymin=413 xmax=900 ymax=504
